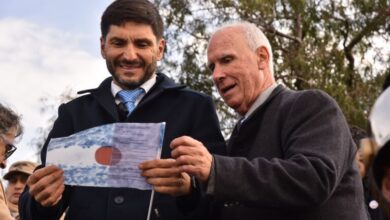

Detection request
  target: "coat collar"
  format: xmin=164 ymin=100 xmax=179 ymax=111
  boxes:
xmin=248 ymin=85 xmax=285 ymax=118
xmin=227 ymin=84 xmax=286 ymax=154
xmin=77 ymin=73 xmax=185 ymax=121
xmin=139 ymin=73 xmax=185 ymax=107
xmin=240 ymin=84 xmax=285 ymax=124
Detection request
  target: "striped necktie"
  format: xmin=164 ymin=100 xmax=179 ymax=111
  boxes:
xmin=116 ymin=88 xmax=145 ymax=116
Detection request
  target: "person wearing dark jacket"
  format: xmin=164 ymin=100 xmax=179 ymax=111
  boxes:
xmin=18 ymin=1 xmax=225 ymax=219
xmin=166 ymin=21 xmax=368 ymax=219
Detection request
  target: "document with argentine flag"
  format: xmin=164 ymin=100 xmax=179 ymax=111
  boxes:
xmin=46 ymin=122 xmax=165 ymax=190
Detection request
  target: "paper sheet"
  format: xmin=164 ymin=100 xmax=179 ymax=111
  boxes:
xmin=46 ymin=122 xmax=165 ymax=190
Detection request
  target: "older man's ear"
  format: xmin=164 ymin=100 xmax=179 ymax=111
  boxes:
xmin=256 ymin=46 xmax=269 ymax=70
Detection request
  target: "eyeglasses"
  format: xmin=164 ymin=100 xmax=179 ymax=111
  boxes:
xmin=0 ymin=135 xmax=17 ymax=160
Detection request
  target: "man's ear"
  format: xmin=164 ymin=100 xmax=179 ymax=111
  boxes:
xmin=100 ymin=37 xmax=106 ymax=59
xmin=382 ymin=172 xmax=390 ymax=202
xmin=256 ymin=46 xmax=269 ymax=70
xmin=156 ymin=38 xmax=166 ymax=61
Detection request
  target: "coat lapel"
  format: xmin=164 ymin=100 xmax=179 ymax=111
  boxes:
xmin=77 ymin=74 xmax=185 ymax=122
xmin=227 ymin=85 xmax=285 ymax=155
xmin=137 ymin=73 xmax=185 ymax=110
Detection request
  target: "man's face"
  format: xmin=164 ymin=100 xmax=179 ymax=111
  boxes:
xmin=0 ymin=126 xmax=17 ymax=164
xmin=207 ymin=27 xmax=269 ymax=115
xmin=6 ymin=173 xmax=28 ymax=204
xmin=100 ymin=21 xmax=165 ymax=89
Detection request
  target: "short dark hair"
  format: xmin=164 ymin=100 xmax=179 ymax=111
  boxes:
xmin=349 ymin=125 xmax=368 ymax=147
xmin=0 ymin=103 xmax=22 ymax=137
xmin=101 ymin=0 xmax=164 ymax=40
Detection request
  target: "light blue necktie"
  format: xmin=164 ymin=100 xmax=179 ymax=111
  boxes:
xmin=117 ymin=88 xmax=145 ymax=116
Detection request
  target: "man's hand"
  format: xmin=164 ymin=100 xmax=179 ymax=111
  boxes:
xmin=139 ymin=159 xmax=191 ymax=196
xmin=170 ymin=136 xmax=213 ymax=183
xmin=26 ymin=165 xmax=65 ymax=207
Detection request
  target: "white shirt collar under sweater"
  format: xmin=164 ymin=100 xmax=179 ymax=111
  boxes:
xmin=240 ymin=83 xmax=278 ymax=122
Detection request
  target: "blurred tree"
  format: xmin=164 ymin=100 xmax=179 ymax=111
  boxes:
xmin=155 ymin=0 xmax=390 ymax=137
xmin=31 ymin=88 xmax=75 ymax=158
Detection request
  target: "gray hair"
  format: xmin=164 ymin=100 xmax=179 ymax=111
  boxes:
xmin=212 ymin=21 xmax=274 ymax=76
xmin=0 ymin=103 xmax=22 ymax=137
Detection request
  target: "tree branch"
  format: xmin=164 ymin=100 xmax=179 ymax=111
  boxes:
xmin=345 ymin=6 xmax=390 ymax=52
xmin=262 ymin=24 xmax=302 ymax=44
xmin=343 ymin=5 xmax=390 ymax=73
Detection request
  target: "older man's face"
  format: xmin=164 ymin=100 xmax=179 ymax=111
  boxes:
xmin=207 ymin=27 xmax=267 ymax=115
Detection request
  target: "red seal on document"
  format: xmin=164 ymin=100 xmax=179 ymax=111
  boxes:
xmin=95 ymin=146 xmax=122 ymax=165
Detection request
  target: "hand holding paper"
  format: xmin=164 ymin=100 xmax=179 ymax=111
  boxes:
xmin=170 ymin=136 xmax=213 ymax=183
xmin=139 ymin=158 xmax=191 ymax=196
xmin=26 ymin=165 xmax=65 ymax=207
xmin=46 ymin=122 xmax=165 ymax=190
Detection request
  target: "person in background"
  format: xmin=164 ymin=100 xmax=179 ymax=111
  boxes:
xmin=351 ymin=125 xmax=387 ymax=219
xmin=0 ymin=103 xmax=22 ymax=220
xmin=19 ymin=0 xmax=225 ymax=219
xmin=369 ymin=74 xmax=390 ymax=219
xmin=351 ymin=125 xmax=370 ymax=178
xmin=3 ymin=161 xmax=37 ymax=219
xmin=154 ymin=21 xmax=368 ymax=219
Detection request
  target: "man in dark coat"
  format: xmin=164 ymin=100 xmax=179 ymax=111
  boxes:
xmin=168 ymin=21 xmax=368 ymax=219
xmin=19 ymin=1 xmax=225 ymax=220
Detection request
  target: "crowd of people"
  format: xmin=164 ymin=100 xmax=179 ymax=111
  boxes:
xmin=1 ymin=0 xmax=389 ymax=219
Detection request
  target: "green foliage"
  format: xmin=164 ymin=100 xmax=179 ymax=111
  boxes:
xmin=155 ymin=0 xmax=390 ymax=136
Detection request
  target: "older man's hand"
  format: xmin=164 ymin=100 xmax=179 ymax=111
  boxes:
xmin=139 ymin=158 xmax=191 ymax=196
xmin=170 ymin=136 xmax=213 ymax=183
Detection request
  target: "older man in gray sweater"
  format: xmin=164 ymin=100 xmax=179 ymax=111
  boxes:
xmin=165 ymin=21 xmax=368 ymax=220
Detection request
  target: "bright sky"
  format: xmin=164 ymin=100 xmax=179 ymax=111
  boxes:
xmin=0 ymin=0 xmax=114 ymax=171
